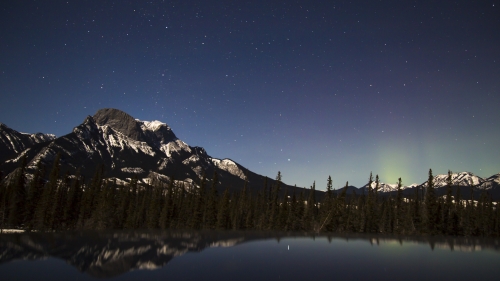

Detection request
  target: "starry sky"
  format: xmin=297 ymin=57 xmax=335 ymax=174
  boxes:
xmin=1 ymin=0 xmax=499 ymax=189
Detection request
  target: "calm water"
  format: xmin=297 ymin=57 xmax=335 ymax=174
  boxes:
xmin=0 ymin=231 xmax=499 ymax=281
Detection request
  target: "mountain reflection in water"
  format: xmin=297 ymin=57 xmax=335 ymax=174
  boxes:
xmin=0 ymin=231 xmax=499 ymax=280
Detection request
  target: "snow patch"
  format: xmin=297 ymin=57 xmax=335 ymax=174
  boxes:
xmin=211 ymin=158 xmax=247 ymax=180
xmin=100 ymin=125 xmax=156 ymax=157
xmin=138 ymin=119 xmax=167 ymax=132
xmin=5 ymin=148 xmax=30 ymax=163
xmin=121 ymin=167 xmax=145 ymax=174
xmin=161 ymin=140 xmax=191 ymax=157
xmin=183 ymin=155 xmax=200 ymax=165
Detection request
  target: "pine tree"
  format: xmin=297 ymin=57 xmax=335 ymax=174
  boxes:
xmin=216 ymin=187 xmax=230 ymax=229
xmin=320 ymin=177 xmax=334 ymax=232
xmin=259 ymin=177 xmax=270 ymax=229
xmin=146 ymin=182 xmax=162 ymax=229
xmin=395 ymin=178 xmax=403 ymax=234
xmin=287 ymin=189 xmax=298 ymax=231
xmin=124 ymin=177 xmax=139 ymax=229
xmin=278 ymin=187 xmax=289 ymax=230
xmin=25 ymin=161 xmax=46 ymax=229
xmin=297 ymin=190 xmax=305 ymax=230
xmin=35 ymin=153 xmax=61 ymax=230
xmin=135 ymin=186 xmax=151 ymax=228
xmin=204 ymin=171 xmax=219 ymax=229
xmin=8 ymin=155 xmax=28 ymax=228
xmin=159 ymin=176 xmax=174 ymax=229
xmin=454 ymin=186 xmax=463 ymax=235
xmin=371 ymin=174 xmax=381 ymax=232
xmin=189 ymin=173 xmax=206 ymax=229
xmin=345 ymin=189 xmax=358 ymax=232
xmin=404 ymin=196 xmax=416 ymax=234
xmin=444 ymin=170 xmax=454 ymax=234
xmin=63 ymin=169 xmax=82 ymax=229
xmin=339 ymin=181 xmax=350 ymax=231
xmin=244 ymin=192 xmax=255 ymax=229
xmin=268 ymin=172 xmax=282 ymax=229
xmin=302 ymin=182 xmax=316 ymax=231
xmin=237 ymin=180 xmax=249 ymax=230
xmin=50 ymin=172 xmax=71 ymax=230
xmin=173 ymin=183 xmax=188 ymax=228
xmin=326 ymin=176 xmax=333 ymax=200
xmin=91 ymin=180 xmax=112 ymax=229
xmin=78 ymin=165 xmax=104 ymax=228
xmin=364 ymin=172 xmax=376 ymax=233
xmin=115 ymin=180 xmax=131 ymax=228
xmin=424 ymin=169 xmax=437 ymax=234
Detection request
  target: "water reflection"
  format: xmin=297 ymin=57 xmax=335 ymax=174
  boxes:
xmin=0 ymin=231 xmax=499 ymax=280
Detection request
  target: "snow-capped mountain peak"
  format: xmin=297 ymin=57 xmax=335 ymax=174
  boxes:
xmin=1 ymin=108 xmax=260 ymax=190
xmin=422 ymin=171 xmax=484 ymax=187
xmin=138 ymin=120 xmax=168 ymax=132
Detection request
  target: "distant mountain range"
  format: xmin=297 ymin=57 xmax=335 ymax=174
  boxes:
xmin=1 ymin=108 xmax=499 ymax=199
xmin=360 ymin=171 xmax=500 ymax=192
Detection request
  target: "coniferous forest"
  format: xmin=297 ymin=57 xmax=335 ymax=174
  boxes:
xmin=1 ymin=154 xmax=499 ymax=237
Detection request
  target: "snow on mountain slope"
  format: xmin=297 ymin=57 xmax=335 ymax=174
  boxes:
xmin=361 ymin=172 xmax=488 ymax=193
xmin=211 ymin=158 xmax=247 ymax=180
xmin=0 ymin=122 xmax=56 ymax=161
xmin=422 ymin=171 xmax=484 ymax=188
xmin=101 ymin=125 xmax=156 ymax=157
xmin=160 ymin=140 xmax=191 ymax=157
xmin=25 ymin=132 xmax=56 ymax=143
xmin=485 ymin=173 xmax=500 ymax=184
xmin=480 ymin=173 xmax=500 ymax=190
xmin=1 ymin=109 xmax=254 ymax=187
xmin=361 ymin=180 xmax=412 ymax=192
xmin=139 ymin=120 xmax=168 ymax=132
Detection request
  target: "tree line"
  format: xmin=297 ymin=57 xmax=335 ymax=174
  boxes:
xmin=1 ymin=154 xmax=499 ymax=236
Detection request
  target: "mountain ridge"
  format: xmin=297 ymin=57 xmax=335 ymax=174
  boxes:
xmin=0 ymin=109 xmax=300 ymax=195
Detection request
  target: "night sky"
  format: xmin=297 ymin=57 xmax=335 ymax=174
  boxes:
xmin=1 ymin=1 xmax=499 ymax=189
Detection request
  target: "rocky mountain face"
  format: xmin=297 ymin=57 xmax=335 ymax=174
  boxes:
xmin=0 ymin=123 xmax=55 ymax=164
xmin=0 ymin=109 xmax=289 ymax=193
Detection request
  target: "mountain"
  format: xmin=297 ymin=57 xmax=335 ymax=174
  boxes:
xmin=0 ymin=122 xmax=55 ymax=164
xmin=348 ymin=171 xmax=500 ymax=200
xmin=0 ymin=108 xmax=300 ymax=194
xmin=421 ymin=171 xmax=485 ymax=188
xmin=359 ymin=181 xmax=415 ymax=193
xmin=478 ymin=173 xmax=500 ymax=189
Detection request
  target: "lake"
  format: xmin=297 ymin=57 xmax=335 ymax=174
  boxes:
xmin=0 ymin=231 xmax=499 ymax=280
